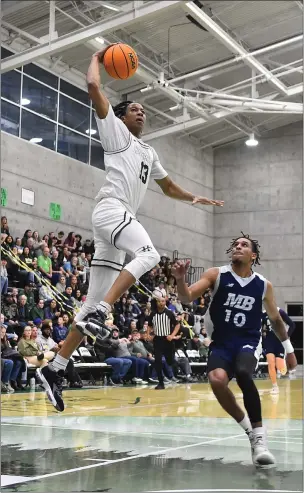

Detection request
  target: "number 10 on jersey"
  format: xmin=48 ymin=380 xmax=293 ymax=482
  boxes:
xmin=139 ymin=161 xmax=149 ymax=184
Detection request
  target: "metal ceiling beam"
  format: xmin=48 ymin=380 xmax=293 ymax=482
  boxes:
xmin=1 ymin=0 xmax=39 ymax=16
xmin=180 ymin=2 xmax=291 ymax=95
xmin=143 ymin=118 xmax=206 ymax=142
xmin=1 ymin=0 xmax=181 ymax=73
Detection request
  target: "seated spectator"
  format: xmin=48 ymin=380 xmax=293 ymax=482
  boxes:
xmin=70 ymin=257 xmax=85 ymax=284
xmin=94 ymin=335 xmax=132 ymax=385
xmin=17 ymin=295 xmax=31 ymax=331
xmin=39 ymin=283 xmax=54 ymax=303
xmin=55 ymin=231 xmax=65 ymax=251
xmin=62 ymin=312 xmax=72 ymax=329
xmin=69 ymin=275 xmax=79 ymax=296
xmin=37 ymin=321 xmax=82 ymax=388
xmin=30 ymin=299 xmax=45 ymax=321
xmin=51 ymin=250 xmax=64 ymax=285
xmin=11 ymin=287 xmax=19 ymax=305
xmin=53 ymin=316 xmax=68 ymax=347
xmin=37 ymin=247 xmax=52 ymax=280
xmin=1 ymin=259 xmax=8 ymax=294
xmin=3 ymin=234 xmax=14 ymax=251
xmin=83 ymin=239 xmax=94 ymax=255
xmin=21 ymin=229 xmax=33 ymax=247
xmin=153 ymin=281 xmax=167 ymax=299
xmin=2 ymin=294 xmax=19 ymax=332
xmin=195 ymin=297 xmax=207 ymax=316
xmin=44 ymin=299 xmax=61 ymax=321
xmin=18 ymin=246 xmax=35 ymax=286
xmin=33 ymin=318 xmax=43 ymax=335
xmin=1 ymin=325 xmax=24 ymax=392
xmin=1 ymin=216 xmax=10 ymax=235
xmin=77 ymin=252 xmax=89 ymax=284
xmin=74 ymin=234 xmax=82 ymax=253
xmin=56 ymin=275 xmax=67 ymax=294
xmin=73 ymin=289 xmax=83 ymax=309
xmin=167 ymin=296 xmax=178 ymax=314
xmin=15 ymin=237 xmax=23 ymax=254
xmin=110 ymin=327 xmax=150 ymax=384
xmin=17 ymin=325 xmax=54 ymax=368
xmin=19 ymin=283 xmax=36 ymax=311
xmin=62 ymin=286 xmax=75 ymax=311
xmin=167 ymin=276 xmax=177 ymax=296
xmin=64 ymin=232 xmax=76 ymax=252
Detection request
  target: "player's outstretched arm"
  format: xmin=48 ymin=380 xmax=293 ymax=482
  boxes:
xmin=87 ymin=46 xmax=115 ymax=119
xmin=155 ymin=176 xmax=224 ymax=207
xmin=172 ymin=261 xmax=218 ymax=303
xmin=264 ymin=281 xmax=297 ymax=370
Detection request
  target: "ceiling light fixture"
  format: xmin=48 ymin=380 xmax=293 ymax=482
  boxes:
xmin=245 ymin=133 xmax=258 ymax=147
xmin=21 ymin=98 xmax=31 ymax=105
xmin=86 ymin=129 xmax=97 ymax=135
xmin=140 ymin=85 xmax=152 ymax=93
xmin=95 ymin=37 xmax=105 ymax=45
xmin=101 ymin=3 xmax=120 ymax=12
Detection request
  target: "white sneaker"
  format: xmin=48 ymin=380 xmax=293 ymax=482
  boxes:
xmin=132 ymin=377 xmax=142 ymax=384
xmin=138 ymin=380 xmax=149 ymax=385
xmin=249 ymin=429 xmax=276 ymax=466
xmin=270 ymin=385 xmax=279 ymax=395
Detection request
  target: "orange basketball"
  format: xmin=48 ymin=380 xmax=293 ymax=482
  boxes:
xmin=103 ymin=43 xmax=138 ymax=80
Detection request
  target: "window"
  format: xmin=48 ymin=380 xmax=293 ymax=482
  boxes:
xmin=1 ymin=47 xmax=14 ymax=59
xmin=287 ymin=304 xmax=303 ymax=317
xmin=23 ymin=63 xmax=58 ymax=89
xmin=90 ymin=110 xmax=99 ymax=137
xmin=90 ymin=139 xmax=105 ymax=170
xmin=57 ymin=126 xmax=89 ymax=164
xmin=1 ymin=100 xmax=19 ymax=136
xmin=21 ymin=110 xmax=56 ymax=151
xmin=1 ymin=70 xmax=21 ymax=104
xmin=59 ymin=79 xmax=89 ymax=106
xmin=59 ymin=94 xmax=90 ymax=134
xmin=22 ymin=75 xmax=57 ymax=121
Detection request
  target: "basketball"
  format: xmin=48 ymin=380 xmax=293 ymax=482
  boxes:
xmin=103 ymin=43 xmax=138 ymax=80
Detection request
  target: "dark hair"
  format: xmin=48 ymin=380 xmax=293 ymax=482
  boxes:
xmin=226 ymin=231 xmax=261 ymax=266
xmin=113 ymin=101 xmax=133 ymax=119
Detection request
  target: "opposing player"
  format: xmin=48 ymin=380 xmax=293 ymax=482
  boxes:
xmin=262 ymin=307 xmax=295 ymax=394
xmin=37 ymin=45 xmax=223 ymax=411
xmin=172 ymin=233 xmax=297 ymax=466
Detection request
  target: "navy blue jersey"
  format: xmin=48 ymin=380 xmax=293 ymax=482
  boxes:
xmin=205 ymin=265 xmax=267 ymax=345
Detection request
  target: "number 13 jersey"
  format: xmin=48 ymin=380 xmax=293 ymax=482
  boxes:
xmin=204 ymin=265 xmax=267 ymax=345
xmin=95 ymin=105 xmax=168 ymax=217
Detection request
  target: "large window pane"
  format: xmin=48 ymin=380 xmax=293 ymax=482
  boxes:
xmin=1 ymin=70 xmax=21 ymax=103
xmin=23 ymin=63 xmax=58 ymax=89
xmin=22 ymin=75 xmax=57 ymax=120
xmin=59 ymin=79 xmax=89 ymax=105
xmin=59 ymin=94 xmax=90 ymax=134
xmin=1 ymin=100 xmax=19 ymax=136
xmin=21 ymin=110 xmax=56 ymax=151
xmin=1 ymin=47 xmax=14 ymax=59
xmin=57 ymin=126 xmax=89 ymax=164
xmin=90 ymin=139 xmax=105 ymax=170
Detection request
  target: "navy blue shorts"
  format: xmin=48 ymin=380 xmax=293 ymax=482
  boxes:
xmin=207 ymin=338 xmax=262 ymax=379
xmin=263 ymin=333 xmax=285 ymax=358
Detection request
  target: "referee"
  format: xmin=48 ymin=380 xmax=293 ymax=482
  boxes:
xmin=147 ymin=297 xmax=180 ymax=389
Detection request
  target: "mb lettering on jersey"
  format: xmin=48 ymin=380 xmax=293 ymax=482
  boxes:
xmin=224 ymin=293 xmax=255 ymax=311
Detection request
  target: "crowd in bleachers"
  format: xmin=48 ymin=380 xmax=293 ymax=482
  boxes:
xmin=1 ymin=215 xmax=213 ymax=393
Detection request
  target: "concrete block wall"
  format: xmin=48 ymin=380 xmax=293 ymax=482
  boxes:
xmin=1 ymin=131 xmax=213 ymax=266
xmin=214 ymin=123 xmax=303 ymax=308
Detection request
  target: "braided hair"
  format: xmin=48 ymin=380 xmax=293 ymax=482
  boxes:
xmin=226 ymin=231 xmax=261 ymax=266
xmin=113 ymin=101 xmax=133 ymax=120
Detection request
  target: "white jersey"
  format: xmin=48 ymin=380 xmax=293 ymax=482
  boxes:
xmin=95 ymin=105 xmax=168 ymax=216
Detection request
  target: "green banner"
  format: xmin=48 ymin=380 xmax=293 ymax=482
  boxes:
xmin=1 ymin=188 xmax=7 ymax=207
xmin=49 ymin=202 xmax=61 ymax=221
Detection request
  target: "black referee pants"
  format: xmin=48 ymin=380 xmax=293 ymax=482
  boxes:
xmin=153 ymin=336 xmax=175 ymax=385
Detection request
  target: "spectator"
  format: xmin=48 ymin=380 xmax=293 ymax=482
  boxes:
xmin=1 ymin=216 xmax=10 ymax=235
xmin=74 ymin=234 xmax=82 ymax=253
xmin=37 ymin=247 xmax=52 ymax=280
xmin=51 ymin=250 xmax=64 ymax=285
xmin=1 ymin=259 xmax=8 ymax=294
xmin=1 ymin=325 xmax=24 ymax=392
xmin=30 ymin=299 xmax=45 ymax=321
xmin=2 ymin=294 xmax=19 ymax=330
xmin=167 ymin=276 xmax=177 ymax=296
xmin=18 ymin=325 xmax=54 ymax=367
xmin=44 ymin=299 xmax=61 ymax=321
xmin=64 ymin=232 xmax=76 ymax=252
xmin=39 ymin=283 xmax=54 ymax=303
xmin=56 ymin=275 xmax=67 ymax=294
xmin=3 ymin=235 xmax=14 ymax=251
xmin=17 ymin=295 xmax=31 ymax=331
xmin=69 ymin=275 xmax=79 ymax=296
xmin=153 ymin=281 xmax=167 ymax=299
xmin=11 ymin=287 xmax=19 ymax=305
xmin=19 ymin=283 xmax=36 ymax=311
xmin=77 ymin=252 xmax=89 ymax=284
xmin=53 ymin=316 xmax=68 ymax=347
xmin=55 ymin=231 xmax=65 ymax=250
xmin=70 ymin=257 xmax=85 ymax=284
xmin=15 ymin=237 xmax=23 ymax=254
xmin=62 ymin=286 xmax=75 ymax=311
xmin=83 ymin=239 xmax=94 ymax=255
xmin=195 ymin=297 xmax=207 ymax=316
xmin=74 ymin=289 xmax=83 ymax=309
xmin=21 ymin=229 xmax=33 ymax=247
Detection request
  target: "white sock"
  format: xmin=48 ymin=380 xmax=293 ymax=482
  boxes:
xmin=238 ymin=415 xmax=252 ymax=434
xmin=49 ymin=354 xmax=69 ymax=373
xmin=273 ymin=383 xmax=278 ymax=388
xmin=97 ymin=301 xmax=111 ymax=315
xmin=252 ymin=426 xmax=264 ymax=436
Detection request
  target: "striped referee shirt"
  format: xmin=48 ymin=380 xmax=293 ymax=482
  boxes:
xmin=148 ymin=308 xmax=178 ymax=337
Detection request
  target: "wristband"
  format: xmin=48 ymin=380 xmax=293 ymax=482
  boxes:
xmin=282 ymin=339 xmax=294 ymax=354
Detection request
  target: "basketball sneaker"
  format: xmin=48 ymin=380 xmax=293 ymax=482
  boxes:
xmin=270 ymin=384 xmax=279 ymax=395
xmin=249 ymin=428 xmax=275 ymax=466
xmin=36 ymin=366 xmax=65 ymax=412
xmin=76 ymin=309 xmax=110 ymax=346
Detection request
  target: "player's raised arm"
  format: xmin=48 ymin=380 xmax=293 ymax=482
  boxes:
xmin=87 ymin=46 xmax=115 ymax=119
xmin=263 ymin=281 xmax=297 ymax=370
xmin=155 ymin=176 xmax=224 ymax=207
xmin=172 ymin=261 xmax=219 ymax=303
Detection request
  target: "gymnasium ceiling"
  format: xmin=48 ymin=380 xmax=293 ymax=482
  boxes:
xmin=1 ymin=0 xmax=303 ymax=149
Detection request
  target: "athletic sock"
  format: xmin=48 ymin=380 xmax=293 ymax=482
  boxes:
xmin=238 ymin=415 xmax=252 ymax=435
xmin=49 ymin=354 xmax=69 ymax=373
xmin=96 ymin=301 xmax=111 ymax=315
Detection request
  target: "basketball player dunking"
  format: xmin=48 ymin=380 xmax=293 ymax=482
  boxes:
xmin=172 ymin=233 xmax=297 ymax=466
xmin=37 ymin=44 xmax=224 ymax=411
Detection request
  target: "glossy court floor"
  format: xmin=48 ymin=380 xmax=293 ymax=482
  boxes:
xmin=1 ymin=377 xmax=303 ymax=493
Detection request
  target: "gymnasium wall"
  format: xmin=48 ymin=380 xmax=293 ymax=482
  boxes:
xmin=213 ymin=121 xmax=303 ymax=308
xmin=1 ymin=131 xmax=213 ymax=267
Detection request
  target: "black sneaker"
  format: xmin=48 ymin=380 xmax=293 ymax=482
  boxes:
xmin=155 ymin=383 xmax=165 ymax=390
xmin=36 ymin=366 xmax=65 ymax=412
xmin=76 ymin=310 xmax=110 ymax=345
